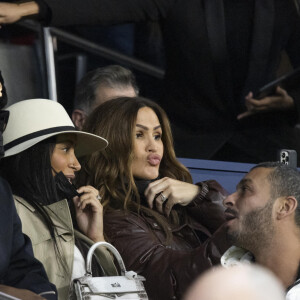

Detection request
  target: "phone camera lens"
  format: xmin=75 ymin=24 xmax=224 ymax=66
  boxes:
xmin=282 ymin=153 xmax=286 ymax=158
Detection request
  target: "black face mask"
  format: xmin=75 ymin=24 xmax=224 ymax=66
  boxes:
xmin=54 ymin=171 xmax=82 ymax=201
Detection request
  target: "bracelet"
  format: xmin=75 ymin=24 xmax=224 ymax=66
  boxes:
xmin=188 ymin=182 xmax=209 ymax=207
xmin=198 ymin=182 xmax=209 ymax=201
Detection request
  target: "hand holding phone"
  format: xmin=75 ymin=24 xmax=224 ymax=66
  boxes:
xmin=253 ymin=67 xmax=300 ymax=100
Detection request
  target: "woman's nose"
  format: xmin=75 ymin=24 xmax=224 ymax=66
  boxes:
xmin=70 ymin=153 xmax=81 ymax=171
xmin=146 ymin=135 xmax=158 ymax=152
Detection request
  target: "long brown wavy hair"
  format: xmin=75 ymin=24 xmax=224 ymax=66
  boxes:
xmin=78 ymin=97 xmax=192 ymax=243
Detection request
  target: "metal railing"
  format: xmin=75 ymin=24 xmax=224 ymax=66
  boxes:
xmin=19 ymin=20 xmax=165 ymax=101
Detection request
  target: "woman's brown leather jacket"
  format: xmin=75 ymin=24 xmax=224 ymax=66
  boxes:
xmin=104 ymin=180 xmax=230 ymax=300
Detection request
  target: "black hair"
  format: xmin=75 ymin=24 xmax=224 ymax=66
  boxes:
xmin=0 ymin=138 xmax=58 ymax=204
xmin=251 ymin=161 xmax=300 ymax=227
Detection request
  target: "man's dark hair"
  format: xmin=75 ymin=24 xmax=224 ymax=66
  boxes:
xmin=251 ymin=162 xmax=300 ymax=227
xmin=74 ymin=65 xmax=139 ymax=114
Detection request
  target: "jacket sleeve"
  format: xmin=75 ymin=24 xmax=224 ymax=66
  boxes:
xmin=39 ymin=0 xmax=175 ymax=26
xmin=186 ymin=179 xmax=228 ymax=234
xmin=104 ymin=209 xmax=229 ymax=299
xmin=0 ymin=178 xmax=57 ymax=300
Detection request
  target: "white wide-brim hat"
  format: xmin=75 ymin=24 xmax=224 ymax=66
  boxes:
xmin=3 ymin=98 xmax=108 ymax=157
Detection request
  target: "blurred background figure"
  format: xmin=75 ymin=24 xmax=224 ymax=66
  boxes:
xmin=184 ymin=264 xmax=286 ymax=300
xmin=72 ymin=65 xmax=138 ymax=130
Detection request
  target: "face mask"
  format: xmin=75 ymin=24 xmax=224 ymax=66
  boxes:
xmin=54 ymin=171 xmax=82 ymax=200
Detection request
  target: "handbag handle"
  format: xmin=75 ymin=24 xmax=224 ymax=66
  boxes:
xmin=86 ymin=241 xmax=127 ymax=276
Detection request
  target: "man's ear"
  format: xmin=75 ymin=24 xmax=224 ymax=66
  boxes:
xmin=72 ymin=109 xmax=86 ymax=130
xmin=276 ymin=196 xmax=298 ymax=220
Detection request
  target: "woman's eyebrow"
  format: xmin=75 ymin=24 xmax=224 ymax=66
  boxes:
xmin=136 ymin=124 xmax=161 ymax=130
xmin=57 ymin=139 xmax=74 ymax=145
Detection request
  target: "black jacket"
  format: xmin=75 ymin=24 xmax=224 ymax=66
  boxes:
xmin=103 ymin=180 xmax=230 ymax=300
xmin=40 ymin=0 xmax=300 ymax=162
xmin=0 ymin=177 xmax=57 ymax=299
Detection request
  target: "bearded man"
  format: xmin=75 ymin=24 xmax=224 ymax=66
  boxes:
xmin=222 ymin=162 xmax=300 ymax=300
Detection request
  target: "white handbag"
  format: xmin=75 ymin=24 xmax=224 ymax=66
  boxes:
xmin=73 ymin=241 xmax=148 ymax=299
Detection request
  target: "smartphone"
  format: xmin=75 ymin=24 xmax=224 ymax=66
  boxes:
xmin=279 ymin=149 xmax=297 ymax=169
xmin=252 ymin=67 xmax=300 ymax=100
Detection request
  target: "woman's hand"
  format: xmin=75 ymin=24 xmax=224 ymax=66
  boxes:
xmin=73 ymin=185 xmax=105 ymax=242
xmin=145 ymin=177 xmax=200 ymax=216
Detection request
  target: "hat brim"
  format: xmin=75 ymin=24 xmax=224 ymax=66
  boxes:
xmin=4 ymin=130 xmax=108 ymax=158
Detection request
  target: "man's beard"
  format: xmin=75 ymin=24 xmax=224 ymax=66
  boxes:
xmin=226 ymin=199 xmax=275 ymax=254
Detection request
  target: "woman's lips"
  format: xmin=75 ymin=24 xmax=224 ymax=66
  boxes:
xmin=147 ymin=154 xmax=162 ymax=166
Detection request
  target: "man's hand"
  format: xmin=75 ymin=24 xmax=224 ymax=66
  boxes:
xmin=0 ymin=285 xmax=46 ymax=300
xmin=237 ymin=86 xmax=294 ymax=120
xmin=0 ymin=2 xmax=39 ymax=24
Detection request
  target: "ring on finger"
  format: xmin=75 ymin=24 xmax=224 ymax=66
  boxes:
xmin=96 ymin=194 xmax=102 ymax=201
xmin=159 ymin=192 xmax=167 ymax=204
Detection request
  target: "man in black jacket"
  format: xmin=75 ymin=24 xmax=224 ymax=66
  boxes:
xmin=0 ymin=0 xmax=300 ymax=163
